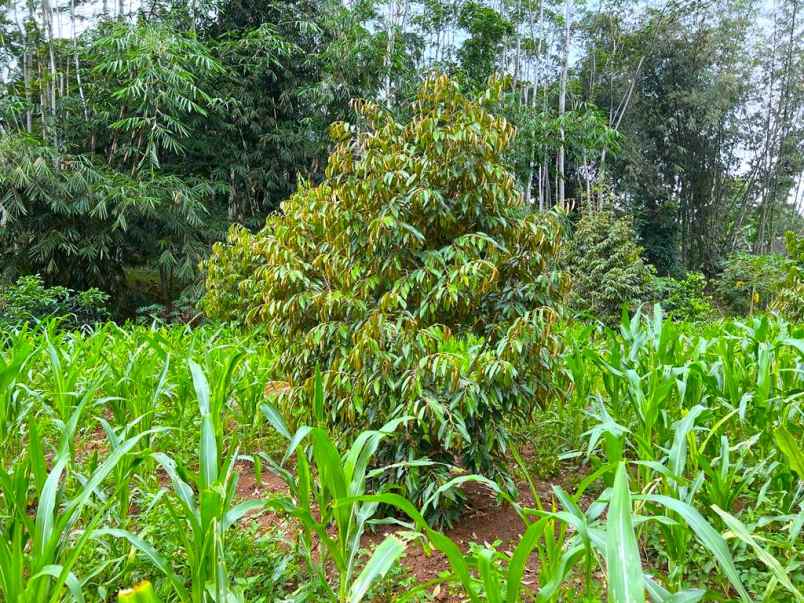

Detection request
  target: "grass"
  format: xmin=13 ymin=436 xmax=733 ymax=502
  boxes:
xmin=0 ymin=311 xmax=801 ymax=601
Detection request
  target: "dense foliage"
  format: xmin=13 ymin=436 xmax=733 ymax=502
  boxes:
xmin=714 ymin=252 xmax=789 ymax=315
xmin=771 ymin=231 xmax=804 ymax=321
xmin=205 ymin=76 xmax=568 ymax=522
xmin=2 ymin=0 xmax=802 ymax=314
xmin=654 ymin=271 xmax=716 ymax=322
xmin=565 ymin=209 xmax=654 ymax=323
xmin=0 ymin=312 xmax=800 ymax=601
xmin=0 ymin=0 xmax=802 ymax=600
xmin=0 ymin=274 xmax=109 ymax=330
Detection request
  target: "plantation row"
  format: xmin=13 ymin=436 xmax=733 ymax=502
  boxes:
xmin=0 ymin=310 xmax=801 ymax=601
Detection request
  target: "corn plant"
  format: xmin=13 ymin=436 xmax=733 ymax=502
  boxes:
xmin=0 ymin=403 xmax=154 ymax=602
xmin=261 ymin=373 xmax=410 ymax=603
xmin=99 ymin=361 xmax=261 ymax=603
xmin=0 ymin=326 xmax=34 ymax=446
xmin=101 ymin=327 xmax=172 ymax=442
xmin=364 ymin=462 xmax=751 ymax=602
xmin=713 ymin=507 xmax=804 ymax=601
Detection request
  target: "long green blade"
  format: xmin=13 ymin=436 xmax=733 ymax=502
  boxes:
xmin=349 ymin=535 xmax=405 ymax=603
xmin=606 ymin=463 xmax=644 ymax=603
xmin=713 ymin=506 xmax=803 ymax=600
xmin=638 ymin=495 xmax=750 ymax=602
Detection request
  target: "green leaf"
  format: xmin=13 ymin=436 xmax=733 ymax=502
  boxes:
xmin=349 ymin=535 xmax=405 ymax=603
xmin=313 ymin=365 xmax=325 ymax=426
xmin=199 ymin=413 xmax=218 ymax=489
xmin=189 ymin=359 xmax=211 ymax=416
xmin=31 ymin=565 xmax=84 ymax=603
xmin=93 ymin=529 xmax=189 ymax=602
xmin=712 ymin=506 xmax=804 ymax=600
xmin=638 ymin=495 xmax=750 ymax=602
xmin=260 ymin=402 xmax=291 ymax=440
xmin=774 ymin=427 xmax=804 ymax=479
xmin=606 ymin=463 xmax=644 ymax=603
xmin=506 ymin=517 xmax=549 ymax=603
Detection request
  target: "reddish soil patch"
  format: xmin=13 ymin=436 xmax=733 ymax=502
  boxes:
xmin=233 ymin=458 xmax=593 ymax=600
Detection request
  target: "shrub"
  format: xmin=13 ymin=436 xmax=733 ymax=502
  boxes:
xmin=204 ymin=75 xmax=569 ymax=525
xmin=654 ymin=271 xmax=717 ymax=322
xmin=565 ymin=209 xmax=655 ymax=324
xmin=0 ymin=274 xmax=109 ymax=330
xmin=714 ymin=252 xmax=787 ymax=315
xmin=770 ymin=231 xmax=803 ymax=321
xmin=202 ymin=224 xmax=266 ymax=322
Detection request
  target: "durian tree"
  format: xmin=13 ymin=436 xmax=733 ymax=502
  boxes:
xmin=204 ymin=75 xmax=568 ymax=524
xmin=565 ymin=209 xmax=655 ymax=324
xmin=770 ymin=231 xmax=804 ymax=321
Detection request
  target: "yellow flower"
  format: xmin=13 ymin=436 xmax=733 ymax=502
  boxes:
xmin=118 ymin=581 xmax=161 ymax=603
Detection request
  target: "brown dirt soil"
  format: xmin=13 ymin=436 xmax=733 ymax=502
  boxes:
xmin=233 ymin=458 xmax=594 ymax=601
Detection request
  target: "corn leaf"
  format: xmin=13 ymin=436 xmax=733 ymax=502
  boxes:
xmin=349 ymin=535 xmax=405 ymax=603
xmin=606 ymin=463 xmax=644 ymax=603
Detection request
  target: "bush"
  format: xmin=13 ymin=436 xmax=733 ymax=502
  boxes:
xmin=204 ymin=75 xmax=569 ymax=525
xmin=202 ymin=224 xmax=266 ymax=323
xmin=770 ymin=231 xmax=803 ymax=321
xmin=654 ymin=271 xmax=716 ymax=322
xmin=0 ymin=274 xmax=110 ymax=330
xmin=565 ymin=209 xmax=655 ymax=324
xmin=714 ymin=252 xmax=787 ymax=315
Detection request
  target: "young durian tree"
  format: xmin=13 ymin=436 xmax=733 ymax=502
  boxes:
xmin=565 ymin=209 xmax=655 ymax=324
xmin=204 ymin=75 xmax=568 ymax=524
xmin=770 ymin=231 xmax=804 ymax=321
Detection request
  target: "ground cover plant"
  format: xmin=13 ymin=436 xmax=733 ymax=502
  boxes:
xmin=0 ymin=307 xmax=801 ymax=602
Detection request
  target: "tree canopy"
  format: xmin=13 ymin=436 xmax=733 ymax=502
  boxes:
xmin=0 ymin=0 xmax=801 ymax=315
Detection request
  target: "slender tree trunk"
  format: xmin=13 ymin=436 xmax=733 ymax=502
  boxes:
xmin=525 ymin=0 xmax=544 ymax=209
xmin=71 ymin=0 xmax=90 ymax=122
xmin=525 ymin=0 xmax=545 ymax=206
xmin=382 ymin=0 xmax=401 ymax=102
xmin=558 ymin=0 xmax=571 ymax=207
xmin=41 ymin=0 xmax=58 ymax=145
xmin=15 ymin=1 xmax=34 ymax=133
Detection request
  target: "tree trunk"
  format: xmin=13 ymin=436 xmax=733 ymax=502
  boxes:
xmin=558 ymin=0 xmax=571 ymax=207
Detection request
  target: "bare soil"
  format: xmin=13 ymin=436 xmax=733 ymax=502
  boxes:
xmin=233 ymin=456 xmax=594 ymax=601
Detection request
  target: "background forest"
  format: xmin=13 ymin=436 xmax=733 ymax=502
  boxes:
xmin=1 ymin=3 xmax=803 ymax=602
xmin=0 ymin=0 xmax=802 ymax=319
